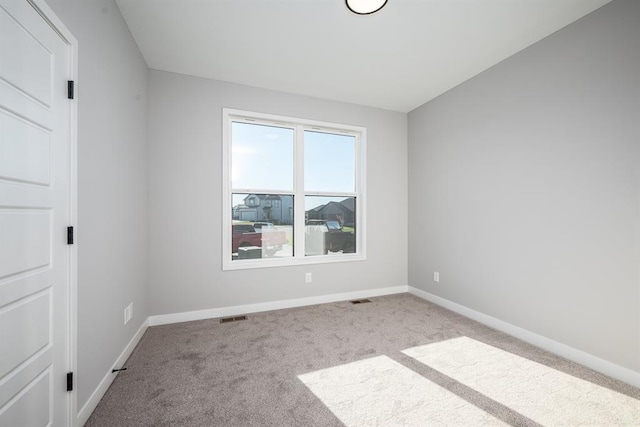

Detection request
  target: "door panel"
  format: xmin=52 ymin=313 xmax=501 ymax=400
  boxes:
xmin=1 ymin=369 xmax=51 ymax=427
xmin=0 ymin=4 xmax=52 ymax=106
xmin=0 ymin=347 xmax=52 ymax=410
xmin=0 ymin=210 xmax=51 ymax=278
xmin=0 ymin=291 xmax=50 ymax=378
xmin=0 ymin=110 xmax=52 ymax=186
xmin=0 ymin=1 xmax=72 ymax=425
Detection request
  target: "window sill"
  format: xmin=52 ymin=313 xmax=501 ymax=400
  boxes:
xmin=222 ymin=252 xmax=366 ymax=271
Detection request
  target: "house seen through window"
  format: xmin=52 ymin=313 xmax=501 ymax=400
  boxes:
xmin=223 ymin=109 xmax=366 ymax=269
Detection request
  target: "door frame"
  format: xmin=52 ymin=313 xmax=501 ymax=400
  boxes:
xmin=26 ymin=0 xmax=78 ymax=424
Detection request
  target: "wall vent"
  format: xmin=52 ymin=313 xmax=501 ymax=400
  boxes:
xmin=350 ymin=299 xmax=372 ymax=304
xmin=220 ymin=315 xmax=248 ymax=323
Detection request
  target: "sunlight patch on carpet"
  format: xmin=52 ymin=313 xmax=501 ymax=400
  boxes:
xmin=298 ymin=355 xmax=506 ymax=426
xmin=403 ymin=336 xmax=640 ymax=426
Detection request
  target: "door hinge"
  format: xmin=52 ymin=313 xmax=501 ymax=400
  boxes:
xmin=66 ymin=372 xmax=73 ymax=392
xmin=67 ymin=226 xmax=74 ymax=245
xmin=67 ymin=80 xmax=74 ymax=99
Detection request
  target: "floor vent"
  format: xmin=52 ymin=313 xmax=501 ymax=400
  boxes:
xmin=220 ymin=315 xmax=248 ymax=323
xmin=350 ymin=299 xmax=372 ymax=304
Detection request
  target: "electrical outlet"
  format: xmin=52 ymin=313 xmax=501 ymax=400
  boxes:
xmin=433 ymin=271 xmax=440 ymax=283
xmin=124 ymin=303 xmax=133 ymax=325
xmin=305 ymin=273 xmax=312 ymax=283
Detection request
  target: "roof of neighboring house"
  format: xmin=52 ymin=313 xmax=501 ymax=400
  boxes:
xmin=307 ymin=198 xmax=355 ymax=214
xmin=308 ymin=204 xmax=325 ymax=213
xmin=312 ymin=200 xmax=353 ymax=215
xmin=339 ymin=197 xmax=354 ymax=212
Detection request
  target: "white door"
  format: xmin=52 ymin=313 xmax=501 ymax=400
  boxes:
xmin=0 ymin=0 xmax=74 ymax=426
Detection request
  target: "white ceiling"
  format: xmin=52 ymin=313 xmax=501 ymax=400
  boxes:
xmin=115 ymin=0 xmax=611 ymax=113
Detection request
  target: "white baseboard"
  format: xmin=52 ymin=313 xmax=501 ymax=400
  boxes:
xmin=77 ymin=319 xmax=149 ymax=426
xmin=148 ymin=285 xmax=409 ymax=326
xmin=408 ymin=286 xmax=640 ymax=388
xmin=78 ymin=286 xmax=406 ymax=423
xmin=80 ymin=284 xmax=638 ymax=424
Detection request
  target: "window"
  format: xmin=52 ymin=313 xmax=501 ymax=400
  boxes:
xmin=222 ymin=109 xmax=366 ymax=270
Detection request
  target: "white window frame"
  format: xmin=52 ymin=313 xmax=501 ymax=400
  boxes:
xmin=222 ymin=108 xmax=367 ymax=270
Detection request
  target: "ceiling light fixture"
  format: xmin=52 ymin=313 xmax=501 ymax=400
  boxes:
xmin=345 ymin=0 xmax=387 ymax=15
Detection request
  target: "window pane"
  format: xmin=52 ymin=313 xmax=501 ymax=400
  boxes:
xmin=232 ymin=122 xmax=294 ymax=191
xmin=232 ymin=193 xmax=294 ymax=260
xmin=305 ymin=196 xmax=356 ymax=256
xmin=304 ymin=131 xmax=355 ymax=193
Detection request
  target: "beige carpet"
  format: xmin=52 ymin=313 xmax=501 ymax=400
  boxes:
xmin=86 ymin=293 xmax=640 ymax=426
xmin=298 ymin=355 xmax=507 ymax=426
xmin=404 ymin=337 xmax=640 ymax=425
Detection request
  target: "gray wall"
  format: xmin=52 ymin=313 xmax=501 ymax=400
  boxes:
xmin=148 ymin=70 xmax=408 ymax=316
xmin=44 ymin=0 xmax=637 ymax=412
xmin=408 ymin=0 xmax=640 ymax=371
xmin=45 ymin=0 xmax=150 ymax=409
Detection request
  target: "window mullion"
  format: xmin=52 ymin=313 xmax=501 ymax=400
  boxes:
xmin=294 ymin=125 xmax=306 ymax=259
